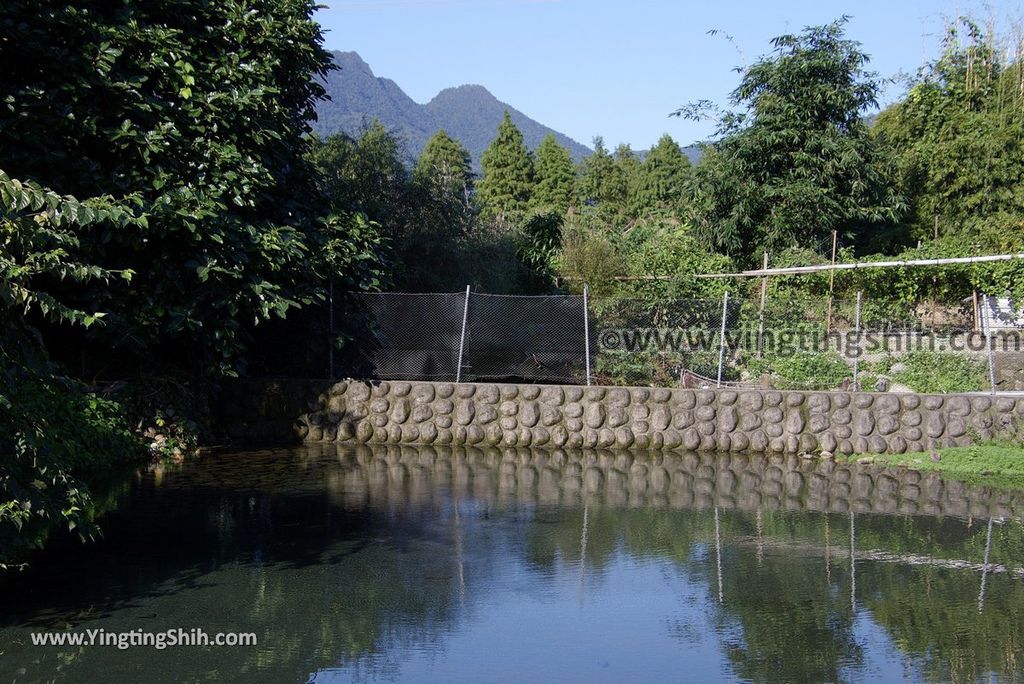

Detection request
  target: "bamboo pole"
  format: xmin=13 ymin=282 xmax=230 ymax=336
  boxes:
xmin=694 ymin=252 xmax=1024 ymax=279
xmin=582 ymin=284 xmax=592 ymax=386
xmin=716 ymin=291 xmax=730 ymax=387
xmin=562 ymin=252 xmax=1024 ymax=282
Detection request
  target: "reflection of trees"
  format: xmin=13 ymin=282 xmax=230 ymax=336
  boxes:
xmin=513 ymin=468 xmax=1024 ymax=682
xmin=1 ymin=445 xmax=1022 ymax=683
xmin=713 ymin=509 xmax=862 ymax=683
xmin=859 ymin=521 xmax=1024 ymax=682
xmin=0 ymin=451 xmax=481 ymax=683
xmin=522 ymin=505 xmax=863 ymax=682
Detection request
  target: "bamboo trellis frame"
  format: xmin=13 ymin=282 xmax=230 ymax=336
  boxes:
xmin=694 ymin=252 xmax=1024 ymax=279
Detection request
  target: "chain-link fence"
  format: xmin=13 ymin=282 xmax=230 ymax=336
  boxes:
xmin=352 ymin=292 xmax=468 ymax=381
xmin=334 ymin=289 xmax=1024 ymax=394
xmin=462 ymin=293 xmax=588 ymax=383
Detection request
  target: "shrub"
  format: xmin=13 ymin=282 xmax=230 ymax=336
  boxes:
xmin=747 ymin=351 xmax=851 ymax=390
xmin=555 ymin=225 xmax=626 ymax=296
xmin=1 ymin=341 xmax=143 ymax=567
xmin=892 ymin=350 xmax=987 ymax=393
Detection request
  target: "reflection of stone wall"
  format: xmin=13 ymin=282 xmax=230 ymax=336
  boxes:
xmin=308 ymin=444 xmax=1023 ymax=519
xmin=298 ymin=380 xmax=1024 ymax=456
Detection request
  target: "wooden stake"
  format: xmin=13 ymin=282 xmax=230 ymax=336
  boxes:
xmin=973 ymin=288 xmax=980 ymax=333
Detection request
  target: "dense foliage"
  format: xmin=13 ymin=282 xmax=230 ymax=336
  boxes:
xmin=0 ymin=0 xmax=385 ymax=562
xmin=0 ymin=331 xmax=142 ymax=566
xmin=679 ymin=19 xmax=905 ymax=265
xmin=874 ymin=19 xmax=1024 ymax=242
xmin=0 ymin=0 xmax=374 ymax=376
xmin=531 ymin=134 xmax=577 ymax=214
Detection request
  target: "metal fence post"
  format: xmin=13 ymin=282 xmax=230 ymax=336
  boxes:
xmin=756 ymin=251 xmax=768 ymax=359
xmin=456 ymin=285 xmax=470 ymax=383
xmin=583 ymin=284 xmax=592 ymax=386
xmin=328 ymin=278 xmax=335 ymax=380
xmin=716 ymin=291 xmax=730 ymax=388
xmin=852 ymin=290 xmax=862 ymax=391
xmin=984 ymin=294 xmax=997 ymax=394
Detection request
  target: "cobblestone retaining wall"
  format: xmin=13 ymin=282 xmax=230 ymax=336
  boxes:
xmin=297 ymin=380 xmax=1024 ymax=455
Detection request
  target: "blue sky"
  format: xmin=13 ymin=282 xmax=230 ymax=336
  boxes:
xmin=316 ymin=0 xmax=1022 ymax=150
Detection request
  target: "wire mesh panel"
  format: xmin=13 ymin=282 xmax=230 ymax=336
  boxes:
xmin=353 ymin=292 xmax=467 ymax=381
xmin=735 ymin=296 xmax=856 ymax=391
xmin=461 ymin=293 xmax=587 ymax=383
xmin=589 ymin=297 xmax=737 ymax=387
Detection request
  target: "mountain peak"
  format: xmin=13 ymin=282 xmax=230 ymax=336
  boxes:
xmin=430 ymin=84 xmax=496 ymax=102
xmin=330 ymin=50 xmax=374 ymax=76
xmin=314 ymin=53 xmax=590 ymax=169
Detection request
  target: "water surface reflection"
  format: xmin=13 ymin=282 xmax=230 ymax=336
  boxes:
xmin=0 ymin=445 xmax=1021 ymax=683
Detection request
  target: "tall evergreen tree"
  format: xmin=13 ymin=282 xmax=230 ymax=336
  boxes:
xmin=682 ymin=19 xmax=903 ymax=264
xmin=414 ymin=129 xmax=473 ymax=204
xmin=631 ymin=134 xmax=691 ymax=216
xmin=530 ymin=134 xmax=576 ymax=214
xmin=614 ymin=143 xmax=642 ymax=216
xmin=578 ymin=136 xmax=627 ymax=215
xmin=477 ymin=110 xmax=534 ymax=222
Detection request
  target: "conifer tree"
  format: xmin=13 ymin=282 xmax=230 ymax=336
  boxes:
xmin=477 ymin=110 xmax=534 ymax=222
xmin=631 ymin=134 xmax=691 ymax=216
xmin=614 ymin=143 xmax=641 ymax=215
xmin=530 ymin=134 xmax=576 ymax=214
xmin=578 ymin=137 xmax=627 ymax=215
xmin=415 ymin=129 xmax=473 ymax=203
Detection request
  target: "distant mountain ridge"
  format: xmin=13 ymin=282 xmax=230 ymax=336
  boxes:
xmin=313 ymin=51 xmax=592 ymax=168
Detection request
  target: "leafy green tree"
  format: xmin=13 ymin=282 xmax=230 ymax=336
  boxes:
xmin=309 ymin=125 xmax=532 ymax=294
xmin=681 ymin=19 xmax=904 ymax=264
xmin=407 ymin=130 xmax=480 ymax=287
xmin=530 ymin=134 xmax=576 ymax=214
xmin=477 ymin=111 xmax=534 ymax=222
xmin=873 ymin=17 xmax=1024 ymax=244
xmin=630 ymin=134 xmax=691 ymax=216
xmin=1 ymin=171 xmax=141 ymax=329
xmin=0 ymin=0 xmax=386 ymax=557
xmin=309 ymin=122 xmax=413 ymax=235
xmin=0 ymin=0 xmax=348 ymax=375
xmin=517 ymin=212 xmax=563 ymax=290
xmin=555 ymin=222 xmax=626 ymax=296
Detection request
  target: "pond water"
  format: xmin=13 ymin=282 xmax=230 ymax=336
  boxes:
xmin=1 ymin=445 xmax=1023 ymax=683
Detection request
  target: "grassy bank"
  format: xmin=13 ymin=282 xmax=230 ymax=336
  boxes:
xmin=843 ymin=444 xmax=1024 ymax=491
